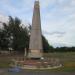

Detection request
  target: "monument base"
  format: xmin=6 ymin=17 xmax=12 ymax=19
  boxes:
xmin=28 ymin=50 xmax=42 ymax=59
xmin=10 ymin=57 xmax=62 ymax=70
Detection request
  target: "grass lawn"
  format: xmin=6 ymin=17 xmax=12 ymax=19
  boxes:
xmin=0 ymin=52 xmax=75 ymax=72
xmin=44 ymin=52 xmax=75 ymax=72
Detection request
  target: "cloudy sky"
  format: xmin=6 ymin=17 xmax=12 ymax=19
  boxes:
xmin=0 ymin=0 xmax=75 ymax=47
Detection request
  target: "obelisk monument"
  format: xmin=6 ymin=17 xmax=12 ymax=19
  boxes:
xmin=28 ymin=0 xmax=43 ymax=59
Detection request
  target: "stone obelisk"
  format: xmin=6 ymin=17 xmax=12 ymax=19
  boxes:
xmin=28 ymin=0 xmax=43 ymax=59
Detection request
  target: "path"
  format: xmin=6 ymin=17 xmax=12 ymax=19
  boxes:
xmin=0 ymin=69 xmax=75 ymax=75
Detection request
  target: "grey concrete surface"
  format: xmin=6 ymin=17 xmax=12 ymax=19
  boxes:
xmin=0 ymin=69 xmax=75 ymax=75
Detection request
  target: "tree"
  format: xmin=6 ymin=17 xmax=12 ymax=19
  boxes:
xmin=3 ymin=16 xmax=29 ymax=52
xmin=42 ymin=36 xmax=53 ymax=53
xmin=0 ymin=29 xmax=9 ymax=50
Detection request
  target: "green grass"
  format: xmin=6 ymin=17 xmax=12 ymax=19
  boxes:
xmin=0 ymin=52 xmax=75 ymax=72
xmin=0 ymin=55 xmax=10 ymax=68
xmin=0 ymin=62 xmax=9 ymax=68
xmin=43 ymin=52 xmax=75 ymax=72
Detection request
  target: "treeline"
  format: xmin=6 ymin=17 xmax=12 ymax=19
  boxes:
xmin=43 ymin=47 xmax=75 ymax=53
xmin=0 ymin=16 xmax=29 ymax=52
xmin=51 ymin=47 xmax=75 ymax=52
xmin=0 ymin=16 xmax=75 ymax=53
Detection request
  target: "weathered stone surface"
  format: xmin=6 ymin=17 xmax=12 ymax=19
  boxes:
xmin=28 ymin=1 xmax=43 ymax=58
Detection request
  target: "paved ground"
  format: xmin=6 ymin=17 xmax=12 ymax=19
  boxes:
xmin=0 ymin=69 xmax=75 ymax=75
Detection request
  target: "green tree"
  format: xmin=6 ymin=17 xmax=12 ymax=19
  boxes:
xmin=0 ymin=29 xmax=9 ymax=50
xmin=42 ymin=36 xmax=53 ymax=53
xmin=3 ymin=16 xmax=29 ymax=52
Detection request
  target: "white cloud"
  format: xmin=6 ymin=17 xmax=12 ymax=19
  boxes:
xmin=40 ymin=0 xmax=55 ymax=9
xmin=41 ymin=0 xmax=75 ymax=47
xmin=0 ymin=0 xmax=75 ymax=47
xmin=0 ymin=14 xmax=8 ymax=23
